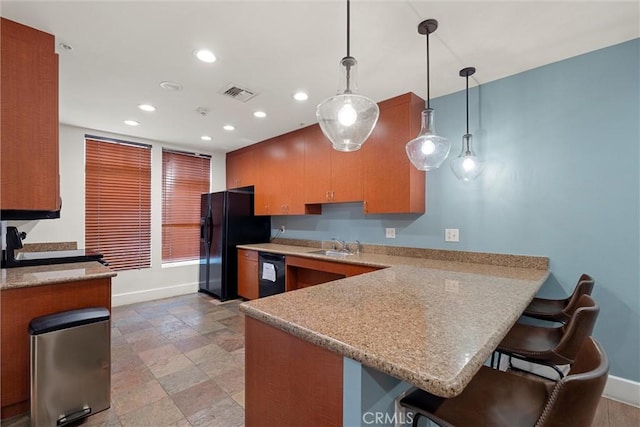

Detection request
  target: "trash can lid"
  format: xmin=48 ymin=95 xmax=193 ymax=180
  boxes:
xmin=29 ymin=307 xmax=110 ymax=335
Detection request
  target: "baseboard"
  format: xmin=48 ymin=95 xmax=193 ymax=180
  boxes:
xmin=508 ymin=358 xmax=640 ymax=408
xmin=604 ymin=375 xmax=640 ymax=408
xmin=112 ymin=282 xmax=199 ymax=307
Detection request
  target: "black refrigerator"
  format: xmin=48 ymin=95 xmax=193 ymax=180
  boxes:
xmin=199 ymin=188 xmax=271 ymax=301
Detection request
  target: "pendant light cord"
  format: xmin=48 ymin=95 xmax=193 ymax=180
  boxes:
xmin=426 ymin=31 xmax=430 ymax=109
xmin=465 ymin=74 xmax=469 ymax=134
xmin=344 ymin=0 xmax=352 ymax=93
xmin=346 ymin=0 xmax=350 ymax=57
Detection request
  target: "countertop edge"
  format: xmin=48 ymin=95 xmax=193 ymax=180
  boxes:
xmin=1 ymin=261 xmax=117 ymax=290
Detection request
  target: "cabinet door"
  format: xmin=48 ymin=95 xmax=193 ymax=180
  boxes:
xmin=303 ymin=125 xmax=332 ymax=204
xmin=238 ymin=250 xmax=259 ymax=300
xmin=330 ymin=148 xmax=363 ymax=203
xmin=304 ymin=124 xmax=362 ymax=204
xmin=1 ymin=18 xmax=59 ymax=211
xmin=254 ymin=139 xmax=279 ymax=215
xmin=226 ymin=149 xmax=255 ymax=189
xmin=281 ymin=131 xmax=307 ymax=214
xmin=362 ymin=93 xmax=425 ymax=214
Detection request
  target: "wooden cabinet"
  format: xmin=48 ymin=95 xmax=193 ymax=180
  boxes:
xmin=361 ymin=93 xmax=426 ymax=214
xmin=1 ymin=18 xmax=60 ymax=213
xmin=304 ymin=125 xmax=363 ymax=204
xmin=1 ymin=277 xmax=112 ymax=419
xmin=238 ymin=249 xmax=259 ymax=300
xmin=225 ymin=92 xmax=424 ymax=216
xmin=255 ymin=131 xmax=310 ymax=216
xmin=226 ymin=148 xmax=256 ymax=189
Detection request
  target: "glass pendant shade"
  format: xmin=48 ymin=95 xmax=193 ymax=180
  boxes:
xmin=451 ymin=133 xmax=483 ymax=181
xmin=405 ymin=108 xmax=450 ymax=170
xmin=317 ymin=57 xmax=379 ymax=152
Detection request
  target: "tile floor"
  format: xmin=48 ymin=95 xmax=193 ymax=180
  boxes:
xmin=2 ymin=292 xmax=639 ymax=426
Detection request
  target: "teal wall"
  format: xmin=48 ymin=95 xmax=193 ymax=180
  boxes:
xmin=279 ymin=39 xmax=640 ymax=382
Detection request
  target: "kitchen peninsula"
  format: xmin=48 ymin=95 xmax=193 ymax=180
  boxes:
xmin=239 ymin=242 xmax=548 ymax=426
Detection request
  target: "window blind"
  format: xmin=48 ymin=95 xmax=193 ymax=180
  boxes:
xmin=162 ymin=149 xmax=211 ymax=262
xmin=85 ymin=138 xmax=151 ymax=270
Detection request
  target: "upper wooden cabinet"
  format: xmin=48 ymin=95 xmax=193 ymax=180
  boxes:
xmin=225 ymin=92 xmax=425 ymax=216
xmin=254 ymin=131 xmax=309 ymax=216
xmin=361 ymin=93 xmax=425 ymax=214
xmin=1 ymin=18 xmax=60 ymax=214
xmin=226 ymin=148 xmax=256 ymax=189
xmin=303 ymin=124 xmax=363 ymax=204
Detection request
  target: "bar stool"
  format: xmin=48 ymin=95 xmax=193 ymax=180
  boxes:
xmin=523 ymin=273 xmax=594 ymax=323
xmin=496 ymin=294 xmax=599 ymax=379
xmin=399 ymin=337 xmax=608 ymax=427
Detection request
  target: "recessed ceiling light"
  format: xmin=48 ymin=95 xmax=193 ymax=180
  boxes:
xmin=201 ymin=135 xmax=212 ymax=141
xmin=124 ymin=120 xmax=140 ymax=126
xmin=223 ymin=125 xmax=235 ymax=131
xmin=59 ymin=42 xmax=73 ymax=51
xmin=138 ymin=104 xmax=156 ymax=112
xmin=253 ymin=111 xmax=267 ymax=118
xmin=293 ymin=91 xmax=309 ymax=101
xmin=195 ymin=49 xmax=216 ymax=63
xmin=159 ymin=81 xmax=183 ymax=91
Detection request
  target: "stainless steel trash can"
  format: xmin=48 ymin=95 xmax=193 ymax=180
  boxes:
xmin=29 ymin=307 xmax=111 ymax=427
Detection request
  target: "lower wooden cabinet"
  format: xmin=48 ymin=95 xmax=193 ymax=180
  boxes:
xmin=238 ymin=249 xmax=259 ymax=300
xmin=0 ymin=278 xmax=112 ymax=419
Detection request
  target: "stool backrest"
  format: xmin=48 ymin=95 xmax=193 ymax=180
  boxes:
xmin=554 ymin=295 xmax=599 ymax=365
xmin=562 ymin=274 xmax=595 ymax=318
xmin=535 ymin=337 xmax=608 ymax=427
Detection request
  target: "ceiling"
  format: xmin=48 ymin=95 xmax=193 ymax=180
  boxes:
xmin=2 ymin=1 xmax=638 ymax=153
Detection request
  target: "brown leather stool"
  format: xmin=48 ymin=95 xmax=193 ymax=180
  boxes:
xmin=399 ymin=337 xmax=608 ymax=427
xmin=523 ymin=274 xmax=594 ymax=323
xmin=496 ymin=294 xmax=599 ymax=379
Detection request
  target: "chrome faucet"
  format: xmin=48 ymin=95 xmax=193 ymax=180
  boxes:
xmin=355 ymin=240 xmax=362 ymax=255
xmin=331 ymin=237 xmax=347 ymax=252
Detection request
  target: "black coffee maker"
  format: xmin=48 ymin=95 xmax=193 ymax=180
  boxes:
xmin=2 ymin=226 xmax=26 ymax=267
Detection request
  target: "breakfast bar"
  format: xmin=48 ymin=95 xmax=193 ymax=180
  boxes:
xmin=240 ymin=249 xmax=549 ymax=426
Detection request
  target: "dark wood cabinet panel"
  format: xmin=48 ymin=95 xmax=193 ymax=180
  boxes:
xmin=245 ymin=317 xmax=343 ymax=427
xmin=1 ymin=18 xmax=60 ymax=212
xmin=362 ymin=93 xmax=425 ymax=214
xmin=238 ymin=249 xmax=259 ymax=300
xmin=226 ymin=148 xmax=256 ymax=189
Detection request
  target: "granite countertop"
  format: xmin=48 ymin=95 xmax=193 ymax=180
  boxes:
xmin=239 ymin=242 xmax=549 ymax=397
xmin=1 ymin=262 xmax=117 ymax=290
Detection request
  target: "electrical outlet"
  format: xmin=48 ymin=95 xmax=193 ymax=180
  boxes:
xmin=279 ymin=225 xmax=286 ymax=233
xmin=445 ymin=228 xmax=459 ymax=242
xmin=385 ymin=228 xmax=396 ymax=238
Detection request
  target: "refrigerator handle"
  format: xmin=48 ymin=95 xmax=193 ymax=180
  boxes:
xmin=206 ymin=206 xmax=214 ymax=247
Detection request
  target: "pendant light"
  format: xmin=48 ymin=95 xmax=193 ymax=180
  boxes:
xmin=405 ymin=19 xmax=450 ymax=171
xmin=316 ymin=0 xmax=379 ymax=152
xmin=451 ymin=67 xmax=484 ymax=181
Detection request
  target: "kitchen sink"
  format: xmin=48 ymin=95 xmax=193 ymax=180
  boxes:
xmin=308 ymin=249 xmax=353 ymax=258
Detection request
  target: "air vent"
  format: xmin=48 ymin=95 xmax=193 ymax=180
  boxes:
xmin=217 ymin=83 xmax=258 ymax=103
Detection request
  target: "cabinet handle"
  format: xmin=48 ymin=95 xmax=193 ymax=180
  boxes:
xmin=364 ymin=200 xmax=368 ymax=213
xmin=331 ymin=191 xmax=335 ymax=201
xmin=326 ymin=191 xmax=330 ymax=201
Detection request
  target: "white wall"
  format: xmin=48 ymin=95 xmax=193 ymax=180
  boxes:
xmin=8 ymin=123 xmax=227 ymax=305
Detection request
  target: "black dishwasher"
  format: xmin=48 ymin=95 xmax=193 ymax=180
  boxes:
xmin=258 ymin=252 xmax=286 ymax=297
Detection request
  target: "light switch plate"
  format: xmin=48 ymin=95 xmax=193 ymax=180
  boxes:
xmin=385 ymin=228 xmax=396 ymax=238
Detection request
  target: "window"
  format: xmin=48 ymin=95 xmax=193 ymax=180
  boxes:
xmin=85 ymin=137 xmax=151 ymax=270
xmin=162 ymin=149 xmax=211 ymax=263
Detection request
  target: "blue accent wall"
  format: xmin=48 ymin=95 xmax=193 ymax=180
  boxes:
xmin=279 ymin=39 xmax=640 ymax=382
